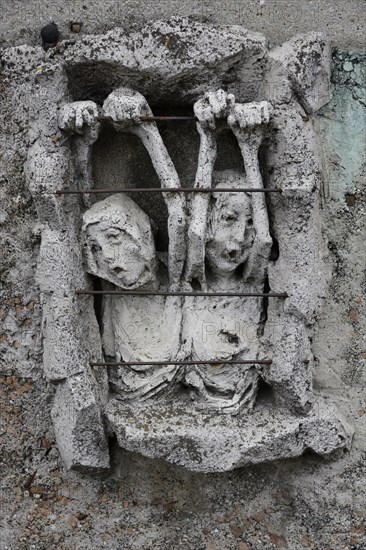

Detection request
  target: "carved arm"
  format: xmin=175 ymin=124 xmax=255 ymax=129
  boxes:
xmin=228 ymin=102 xmax=273 ymax=282
xmin=58 ymin=101 xmax=101 ymax=200
xmin=185 ymin=90 xmax=235 ymax=289
xmin=102 ymin=88 xmax=186 ymax=289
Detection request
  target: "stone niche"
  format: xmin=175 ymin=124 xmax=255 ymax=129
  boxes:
xmin=15 ymin=17 xmax=353 ymax=472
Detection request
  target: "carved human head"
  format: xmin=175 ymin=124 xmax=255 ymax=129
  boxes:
xmin=82 ymin=194 xmax=157 ymax=289
xmin=206 ymin=170 xmax=253 ymax=276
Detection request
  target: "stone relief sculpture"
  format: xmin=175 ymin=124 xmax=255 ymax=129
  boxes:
xmin=182 ymin=92 xmax=273 ymax=412
xmin=20 ymin=17 xmax=353 ymax=472
xmin=77 ymin=89 xmax=273 ymax=414
xmin=82 ymin=194 xmax=184 ymax=401
xmin=78 ymin=89 xmax=186 ymax=402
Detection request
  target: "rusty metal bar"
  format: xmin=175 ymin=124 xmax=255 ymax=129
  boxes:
xmin=97 ymin=115 xmax=196 ymax=122
xmin=55 ymin=187 xmax=282 ymax=195
xmin=77 ymin=290 xmax=288 ymax=298
xmin=90 ymin=359 xmax=272 ymax=366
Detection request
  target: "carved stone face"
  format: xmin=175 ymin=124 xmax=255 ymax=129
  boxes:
xmin=83 ymin=195 xmax=157 ymax=289
xmin=206 ymin=188 xmax=252 ymax=276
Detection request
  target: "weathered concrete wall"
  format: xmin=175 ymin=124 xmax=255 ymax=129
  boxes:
xmin=0 ymin=4 xmax=365 ymax=550
xmin=0 ymin=0 xmax=365 ymax=50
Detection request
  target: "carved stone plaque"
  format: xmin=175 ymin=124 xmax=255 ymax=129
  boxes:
xmin=21 ymin=18 xmax=352 ymax=472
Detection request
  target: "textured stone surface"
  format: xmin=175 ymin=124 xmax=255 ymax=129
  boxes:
xmin=0 ymin=0 xmax=364 ymax=50
xmin=0 ymin=11 xmax=365 ymax=550
xmin=21 ymin=23 xmax=349 ymax=470
xmin=61 ymin=19 xmax=267 ymax=105
xmin=106 ymin=398 xmax=353 ymax=472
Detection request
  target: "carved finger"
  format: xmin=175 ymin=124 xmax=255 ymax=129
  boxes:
xmin=207 ymin=90 xmax=226 ymax=117
xmin=74 ymin=109 xmax=84 ymax=131
xmin=227 ymin=113 xmax=239 ymax=129
xmin=260 ymin=101 xmax=272 ymax=124
xmin=227 ymin=93 xmax=236 ymax=110
xmin=90 ymin=104 xmax=99 ymax=119
xmin=102 ymin=95 xmax=112 ymax=117
xmin=83 ymin=109 xmax=94 ymax=126
xmin=194 ymin=99 xmax=208 ymax=122
xmin=113 ymin=101 xmax=125 ymax=121
xmin=205 ymin=106 xmax=216 ymax=130
xmin=259 ymin=103 xmax=266 ymax=124
xmin=199 ymin=105 xmax=216 ymax=129
xmin=131 ymin=103 xmax=142 ymax=124
xmin=58 ymin=108 xmax=70 ymax=130
xmin=139 ymin=97 xmax=152 ymax=117
xmin=252 ymin=105 xmax=264 ymax=126
xmin=215 ymin=89 xmax=228 ymax=114
xmin=234 ymin=104 xmax=248 ymax=129
xmin=249 ymin=105 xmax=261 ymax=128
xmin=104 ymin=99 xmax=115 ymax=120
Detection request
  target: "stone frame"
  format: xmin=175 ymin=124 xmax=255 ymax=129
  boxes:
xmin=17 ymin=17 xmax=353 ymax=472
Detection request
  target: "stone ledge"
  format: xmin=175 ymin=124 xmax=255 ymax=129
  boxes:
xmin=105 ymin=396 xmax=353 ymax=472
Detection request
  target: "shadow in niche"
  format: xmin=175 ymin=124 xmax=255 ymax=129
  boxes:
xmin=214 ymin=128 xmax=244 ymax=173
xmin=66 ymin=63 xmax=151 ymax=105
xmin=65 ymin=63 xmax=188 ymax=106
xmin=298 ymin=447 xmax=350 ymax=465
xmin=259 ymin=276 xmax=271 ymax=326
xmin=255 ymin=378 xmax=275 ymax=406
xmin=270 ymin=237 xmax=280 ymax=262
xmin=91 ymin=104 xmax=200 ymax=252
xmin=90 ymin=274 xmax=103 ymax=328
xmin=258 ymin=139 xmax=280 ymax=265
xmin=301 ymin=448 xmax=324 ymax=461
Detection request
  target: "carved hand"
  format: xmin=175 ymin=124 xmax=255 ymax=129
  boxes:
xmin=102 ymin=88 xmax=153 ymax=132
xmin=185 ymin=90 xmax=236 ymax=289
xmin=58 ymin=101 xmax=101 ymax=144
xmin=227 ymin=101 xmax=273 ymax=276
xmin=194 ymin=89 xmax=236 ymax=132
xmin=103 ymin=87 xmax=186 ymax=288
xmin=227 ymin=101 xmax=272 ymax=148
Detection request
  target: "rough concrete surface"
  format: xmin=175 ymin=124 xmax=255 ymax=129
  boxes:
xmin=0 ymin=6 xmax=365 ymax=550
xmin=0 ymin=0 xmax=365 ymax=50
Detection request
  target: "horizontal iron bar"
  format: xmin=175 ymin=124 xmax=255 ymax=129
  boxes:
xmin=55 ymin=187 xmax=282 ymax=195
xmin=90 ymin=360 xmax=272 ymax=366
xmin=77 ymin=290 xmax=288 ymax=297
xmin=97 ymin=115 xmax=196 ymax=122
